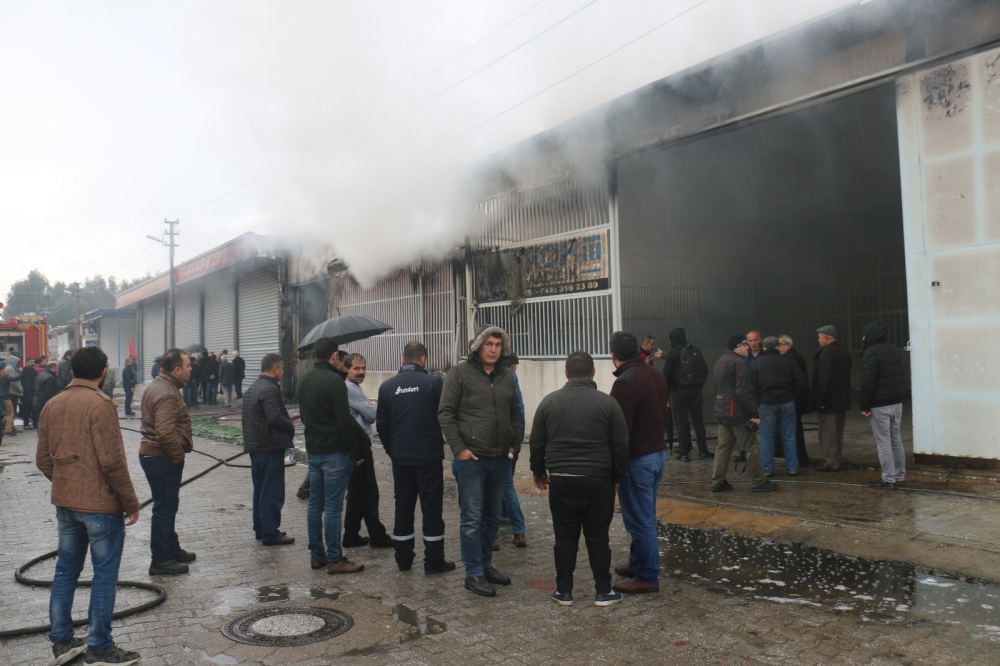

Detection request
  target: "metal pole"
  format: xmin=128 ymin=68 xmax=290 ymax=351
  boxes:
xmin=165 ymin=219 xmax=179 ymax=348
xmin=75 ymin=286 xmax=81 ymax=350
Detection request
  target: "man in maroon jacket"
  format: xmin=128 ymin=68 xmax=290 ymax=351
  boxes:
xmin=609 ymin=331 xmax=669 ymax=594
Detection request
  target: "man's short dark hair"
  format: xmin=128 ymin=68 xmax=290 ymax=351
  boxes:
xmin=261 ymin=353 xmax=283 ymax=373
xmin=336 ymin=350 xmax=349 ymax=364
xmin=565 ymin=351 xmax=594 ymax=379
xmin=642 ymin=335 xmax=655 ymax=344
xmin=71 ymin=346 xmax=108 ymax=381
xmin=63 ymin=350 xmax=73 ymax=360
xmin=345 ymin=353 xmax=365 ymax=369
xmin=161 ymin=348 xmax=187 ymax=373
xmin=610 ymin=331 xmax=640 ymax=361
xmin=403 ymin=341 xmax=428 ymax=362
xmin=314 ymin=337 xmax=339 ymax=361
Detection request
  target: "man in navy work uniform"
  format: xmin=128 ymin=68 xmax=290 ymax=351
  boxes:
xmin=376 ymin=341 xmax=455 ymax=574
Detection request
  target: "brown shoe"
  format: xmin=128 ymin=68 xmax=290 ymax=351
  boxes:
xmin=492 ymin=536 xmax=500 ymax=552
xmin=310 ymin=555 xmax=328 ymax=570
xmin=512 ymin=534 xmax=526 ymax=548
xmin=614 ymin=564 xmax=635 ymax=578
xmin=613 ymin=578 xmax=659 ymax=594
xmin=327 ymin=558 xmax=364 ymax=574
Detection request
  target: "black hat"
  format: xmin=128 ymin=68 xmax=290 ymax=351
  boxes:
xmin=726 ymin=333 xmax=745 ymax=351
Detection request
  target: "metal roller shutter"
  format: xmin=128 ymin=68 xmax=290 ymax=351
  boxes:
xmin=237 ymin=266 xmax=280 ymax=379
xmin=141 ymin=300 xmax=165 ymax=382
xmin=203 ymin=276 xmax=235 ymax=354
xmin=174 ymin=285 xmax=202 ymax=350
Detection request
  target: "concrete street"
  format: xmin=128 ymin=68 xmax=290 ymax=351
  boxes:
xmin=3 ymin=406 xmax=1000 ymax=665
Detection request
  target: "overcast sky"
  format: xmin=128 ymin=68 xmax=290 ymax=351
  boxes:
xmin=0 ymin=0 xmax=861 ymax=296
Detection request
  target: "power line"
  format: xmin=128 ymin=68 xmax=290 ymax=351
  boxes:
xmin=181 ymin=191 xmax=261 ymax=222
xmin=437 ymin=0 xmax=711 ymax=149
xmin=173 ymin=173 xmax=269 ymax=217
xmin=415 ymin=0 xmax=603 ymax=110
xmin=404 ymin=0 xmax=549 ymax=91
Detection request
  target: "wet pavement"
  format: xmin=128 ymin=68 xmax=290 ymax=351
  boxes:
xmin=3 ymin=415 xmax=1000 ymax=664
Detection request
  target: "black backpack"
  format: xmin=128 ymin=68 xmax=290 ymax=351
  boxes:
xmin=677 ymin=344 xmax=708 ymax=387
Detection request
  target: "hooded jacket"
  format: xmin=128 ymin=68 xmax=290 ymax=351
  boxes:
xmin=662 ymin=327 xmax=708 ymax=391
xmin=859 ymin=321 xmax=906 ymax=411
xmin=5 ymin=356 xmax=22 ymax=396
xmin=610 ymin=356 xmax=670 ymax=459
xmin=713 ymin=350 xmax=758 ymax=424
xmin=438 ymin=326 xmax=521 ymax=459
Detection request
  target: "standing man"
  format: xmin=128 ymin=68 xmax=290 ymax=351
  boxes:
xmin=376 ymin=341 xmax=454 ymax=574
xmin=57 ymin=350 xmax=73 ymax=391
xmin=102 ymin=365 xmax=117 ymax=401
xmin=20 ymin=357 xmax=37 ymax=429
xmin=122 ymin=357 xmax=138 ymax=418
xmin=860 ymin=321 xmax=907 ymax=489
xmin=232 ymin=351 xmax=246 ymax=400
xmin=151 ymin=356 xmax=162 ymax=381
xmin=777 ymin=335 xmax=810 ymax=465
xmin=185 ymin=354 xmax=200 ymax=408
xmin=219 ymin=354 xmax=235 ymax=408
xmin=662 ymin=328 xmax=710 ymax=462
xmin=745 ymin=330 xmax=763 ymax=367
xmin=203 ymin=352 xmax=219 ymax=406
xmin=438 ymin=326 xmax=521 ymax=597
xmin=498 ymin=354 xmax=527 ymax=550
xmin=813 ymin=325 xmax=852 ymax=472
xmin=752 ymin=336 xmax=805 ymax=477
xmin=530 ymin=351 xmax=629 ymax=607
xmin=37 ymin=346 xmax=142 ymax=666
xmin=609 ymin=331 xmax=669 ymax=595
xmin=342 ymin=353 xmax=392 ymax=549
xmin=297 ymin=337 xmax=366 ymax=574
xmin=138 ymin=348 xmax=196 ymax=576
xmin=34 ymin=361 xmax=60 ymax=428
xmin=5 ymin=354 xmax=21 ymax=435
xmin=711 ymin=335 xmax=776 ymax=493
xmin=639 ymin=335 xmax=662 ymax=366
xmin=242 ymin=353 xmax=296 ymax=545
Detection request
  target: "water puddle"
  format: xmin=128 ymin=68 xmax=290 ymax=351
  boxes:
xmin=181 ymin=646 xmax=239 ymax=664
xmin=213 ymin=584 xmax=341 ymax=614
xmin=659 ymin=523 xmax=1000 ymax=628
xmin=393 ymin=603 xmax=447 ymax=638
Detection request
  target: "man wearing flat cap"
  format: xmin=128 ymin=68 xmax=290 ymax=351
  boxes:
xmin=813 ymin=325 xmax=852 ymax=472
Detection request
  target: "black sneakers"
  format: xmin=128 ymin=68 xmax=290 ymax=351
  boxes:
xmin=53 ymin=637 xmax=87 ymax=665
xmin=84 ymin=645 xmax=140 ymax=665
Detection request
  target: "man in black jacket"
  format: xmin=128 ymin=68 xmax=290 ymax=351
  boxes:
xmin=122 ymin=357 xmax=138 ymax=417
xmin=777 ymin=336 xmax=810 ymax=465
xmin=242 ymin=353 xmax=296 ymax=545
xmin=530 ymin=351 xmax=629 ymax=608
xmin=376 ymin=341 xmax=454 ymax=574
xmin=752 ymin=337 xmax=806 ymax=477
xmin=711 ymin=335 xmax=775 ymax=493
xmin=34 ymin=362 xmax=60 ymax=426
xmin=813 ymin=325 xmax=853 ymax=472
xmin=860 ymin=321 xmax=907 ymax=488
xmin=20 ymin=358 xmax=37 ymax=428
xmin=662 ymin=328 xmax=710 ymax=461
xmin=297 ymin=337 xmax=366 ymax=574
xmin=233 ymin=351 xmax=246 ymax=399
xmin=202 ymin=352 xmax=219 ymax=405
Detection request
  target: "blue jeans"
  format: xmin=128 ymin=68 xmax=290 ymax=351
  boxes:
xmin=503 ymin=457 xmax=525 ymax=535
xmin=616 ymin=450 xmax=665 ymax=584
xmin=452 ymin=456 xmax=507 ymax=578
xmin=138 ymin=454 xmax=184 ymax=564
xmin=307 ymin=451 xmax=354 ymax=563
xmin=251 ymin=451 xmax=286 ymax=543
xmin=49 ymin=509 xmax=125 ymax=652
xmin=759 ymin=402 xmax=799 ymax=474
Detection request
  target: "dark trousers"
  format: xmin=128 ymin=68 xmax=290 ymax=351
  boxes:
xmin=251 ymin=451 xmax=286 ymax=543
xmin=235 ymin=379 xmax=243 ymax=399
xmin=138 ymin=454 xmax=184 ymax=564
xmin=549 ymin=476 xmax=615 ymax=595
xmin=344 ymin=453 xmax=388 ymax=541
xmin=672 ymin=387 xmax=708 ymax=455
xmin=124 ymin=387 xmax=134 ymax=416
xmin=392 ymin=461 xmax=445 ymax=569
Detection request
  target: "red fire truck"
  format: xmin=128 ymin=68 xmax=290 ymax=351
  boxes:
xmin=0 ymin=313 xmax=48 ymax=363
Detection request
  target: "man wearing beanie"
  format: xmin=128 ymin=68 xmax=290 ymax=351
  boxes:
xmin=711 ymin=334 xmax=776 ymax=493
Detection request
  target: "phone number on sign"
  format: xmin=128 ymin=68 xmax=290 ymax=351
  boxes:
xmin=524 ymin=279 xmax=607 ymax=297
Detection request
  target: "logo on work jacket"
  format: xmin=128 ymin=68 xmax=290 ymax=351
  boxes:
xmin=395 ymin=386 xmax=420 ymax=395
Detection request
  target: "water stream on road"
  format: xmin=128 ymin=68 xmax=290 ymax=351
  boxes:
xmin=659 ymin=523 xmax=1000 ymax=634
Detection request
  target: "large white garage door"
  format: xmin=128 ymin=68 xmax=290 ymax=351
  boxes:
xmin=237 ymin=266 xmax=280 ymax=379
xmin=141 ymin=299 xmax=166 ymax=382
xmin=203 ymin=275 xmax=236 ymax=355
xmin=174 ymin=285 xmax=202 ymax=351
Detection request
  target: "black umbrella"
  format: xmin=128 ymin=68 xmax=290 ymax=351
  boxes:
xmin=184 ymin=343 xmax=207 ymax=355
xmin=297 ymin=315 xmax=393 ymax=351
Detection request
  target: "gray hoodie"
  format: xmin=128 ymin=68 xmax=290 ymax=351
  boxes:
xmin=5 ymin=356 xmax=22 ymax=396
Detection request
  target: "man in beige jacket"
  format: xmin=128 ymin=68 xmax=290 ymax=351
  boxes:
xmin=37 ymin=346 xmax=142 ymax=666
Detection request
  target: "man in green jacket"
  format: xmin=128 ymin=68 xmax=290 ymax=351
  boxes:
xmin=297 ymin=337 xmax=366 ymax=575
xmin=438 ymin=326 xmax=521 ymax=597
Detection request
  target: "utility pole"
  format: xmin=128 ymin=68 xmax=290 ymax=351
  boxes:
xmin=72 ymin=283 xmax=81 ymax=350
xmin=148 ymin=219 xmax=180 ymax=348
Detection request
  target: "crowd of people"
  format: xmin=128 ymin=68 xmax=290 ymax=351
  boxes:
xmin=27 ymin=316 xmax=907 ymax=665
xmin=179 ymin=350 xmax=245 ymax=409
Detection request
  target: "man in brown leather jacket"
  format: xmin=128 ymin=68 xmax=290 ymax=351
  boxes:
xmin=36 ymin=346 xmax=142 ymax=666
xmin=139 ymin=347 xmax=195 ymax=576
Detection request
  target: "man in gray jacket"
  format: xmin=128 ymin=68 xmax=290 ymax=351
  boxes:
xmin=438 ymin=326 xmax=521 ymax=597
xmin=4 ymin=354 xmax=21 ymax=435
xmin=530 ymin=351 xmax=629 ymax=607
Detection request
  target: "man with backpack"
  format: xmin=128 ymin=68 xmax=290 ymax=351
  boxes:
xmin=662 ymin=328 xmax=711 ymax=462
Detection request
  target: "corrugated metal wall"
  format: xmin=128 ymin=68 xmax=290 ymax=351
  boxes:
xmin=174 ymin=284 xmax=202 ymax=350
xmin=141 ymin=299 xmax=165 ymax=381
xmin=98 ymin=317 xmax=136 ymax=368
xmin=617 ymin=84 xmax=908 ymax=376
xmin=336 ymin=261 xmax=460 ymax=372
xmin=477 ymin=292 xmax=615 ymax=358
xmin=237 ymin=266 xmax=281 ymax=379
xmin=203 ymin=273 xmax=235 ymax=354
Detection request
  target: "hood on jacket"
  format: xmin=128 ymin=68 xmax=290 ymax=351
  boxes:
xmin=7 ymin=354 xmax=20 ymax=367
xmin=668 ymin=328 xmax=687 ymax=348
xmin=862 ymin=321 xmax=888 ymax=350
xmin=469 ymin=326 xmax=511 ymax=357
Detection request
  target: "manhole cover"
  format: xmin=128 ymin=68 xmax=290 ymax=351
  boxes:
xmin=221 ymin=607 xmax=353 ymax=646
